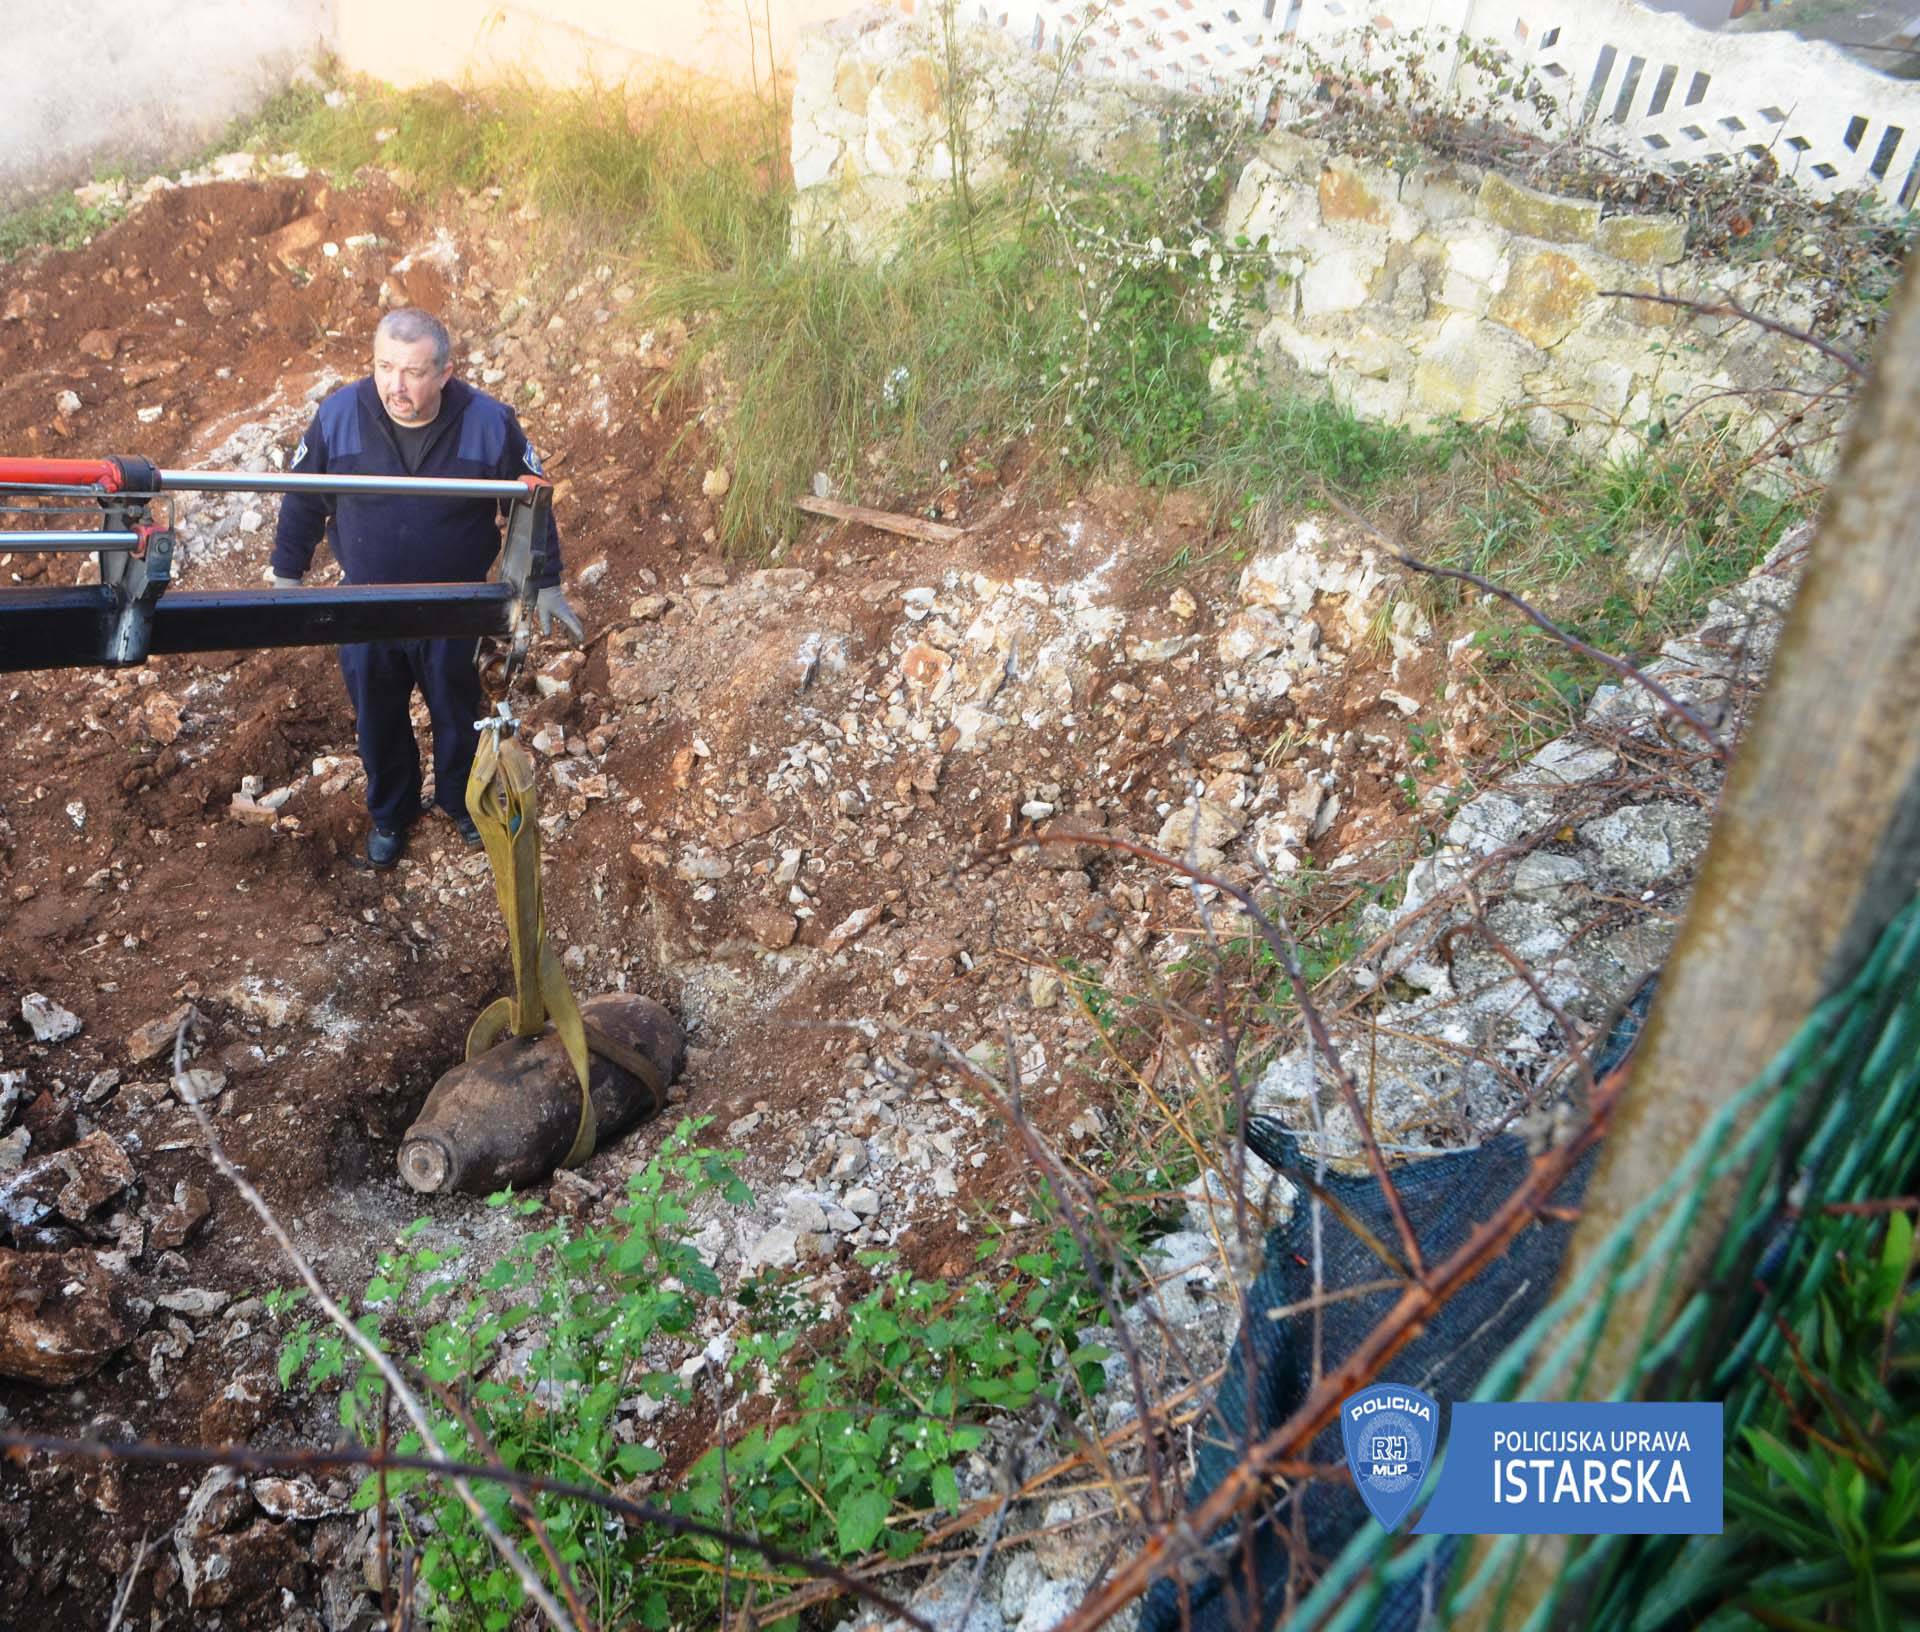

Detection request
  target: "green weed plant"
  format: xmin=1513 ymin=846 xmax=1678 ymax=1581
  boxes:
xmin=0 ymin=194 xmax=124 ymax=263
xmin=1706 ymin=1210 xmax=1920 ymax=1630
xmin=274 ymin=1119 xmax=1109 ymax=1628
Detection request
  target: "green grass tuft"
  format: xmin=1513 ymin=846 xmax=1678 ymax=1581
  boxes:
xmin=257 ymin=75 xmax=786 ymax=263
xmin=34 ymin=68 xmax=1802 ymax=675
xmin=0 ymin=194 xmax=123 ymax=264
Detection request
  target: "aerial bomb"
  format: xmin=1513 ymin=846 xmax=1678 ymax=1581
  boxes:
xmin=398 ymin=993 xmax=684 ymax=1194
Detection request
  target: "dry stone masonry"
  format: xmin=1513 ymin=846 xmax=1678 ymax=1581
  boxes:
xmin=790 ymin=7 xmax=1176 ymax=258
xmin=1221 ymin=129 xmax=1852 ymax=465
xmin=795 ymin=7 xmax=1866 ymax=470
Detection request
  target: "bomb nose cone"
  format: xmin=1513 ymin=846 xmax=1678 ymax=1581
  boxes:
xmin=399 ymin=1132 xmax=456 ymax=1194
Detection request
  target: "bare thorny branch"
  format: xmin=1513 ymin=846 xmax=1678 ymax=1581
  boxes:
xmin=976 ymin=828 xmax=1433 ymax=1289
xmin=102 ymin=1527 xmax=151 ymax=1632
xmin=166 ymin=1020 xmax=582 ymax=1632
xmin=1595 ymin=288 xmax=1869 ymax=381
xmin=1321 ymin=490 xmax=1731 ymax=761
xmin=985 ymin=1012 xmax=1174 ymax=1525
xmin=0 ymin=1427 xmax=937 ymax=1630
xmin=100 ymin=1018 xmax=940 ymax=1632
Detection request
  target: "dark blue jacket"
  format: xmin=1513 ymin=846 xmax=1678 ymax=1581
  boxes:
xmin=271 ymin=376 xmax=561 ymax=587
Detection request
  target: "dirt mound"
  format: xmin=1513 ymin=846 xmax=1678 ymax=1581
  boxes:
xmin=0 ymin=171 xmax=1469 ymax=1626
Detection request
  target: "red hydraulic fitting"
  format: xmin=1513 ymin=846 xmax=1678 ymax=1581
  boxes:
xmin=130 ymin=521 xmax=172 ymax=559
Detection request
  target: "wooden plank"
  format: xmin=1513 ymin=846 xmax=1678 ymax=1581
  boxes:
xmin=1486 ymin=261 xmax=1920 ymax=1623
xmin=794 ymin=494 xmax=967 ymax=545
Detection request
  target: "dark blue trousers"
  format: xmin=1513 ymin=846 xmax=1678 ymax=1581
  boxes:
xmin=339 ymin=638 xmax=483 ymax=831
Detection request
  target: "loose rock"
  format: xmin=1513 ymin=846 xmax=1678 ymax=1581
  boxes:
xmin=0 ymin=1246 xmax=145 ymax=1384
xmin=749 ymin=1225 xmax=799 ymax=1270
xmin=149 ymin=1180 xmax=211 ymax=1250
xmin=220 ymin=979 xmax=307 ymax=1029
xmin=20 ymin=994 xmax=82 ymax=1043
xmin=0 ymin=1130 xmax=135 ymax=1231
xmin=822 ymin=904 xmax=884 ymax=954
xmin=18 ymin=1088 xmax=76 ymax=1154
xmin=1155 ymin=798 xmax=1242 ymax=857
xmin=178 ymin=1518 xmax=292 ymax=1608
xmin=179 ymin=1466 xmax=252 ymax=1542
xmin=251 ymin=1477 xmax=350 ymax=1521
xmin=173 ymin=1068 xmax=227 ymax=1105
xmin=127 ymin=1004 xmax=202 ymax=1065
xmin=1013 ymin=1579 xmax=1084 ymax=1632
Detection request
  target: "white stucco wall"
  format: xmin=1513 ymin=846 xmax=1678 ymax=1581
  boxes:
xmin=329 ymin=0 xmax=889 ymax=91
xmin=1 ymin=0 xmax=334 ymax=209
xmin=4 ymin=3 xmax=887 ymax=214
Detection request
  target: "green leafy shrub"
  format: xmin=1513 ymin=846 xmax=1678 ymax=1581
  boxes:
xmin=689 ymin=1241 xmax=1109 ymax=1569
xmin=1709 ymin=1211 xmax=1920 ymax=1629
xmin=278 ymin=1121 xmax=746 ymax=1627
xmin=275 ymin=1122 xmax=1111 ymax=1627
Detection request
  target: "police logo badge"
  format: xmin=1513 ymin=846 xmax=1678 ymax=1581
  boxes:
xmin=291 ymin=438 xmax=308 ymax=469
xmin=1341 ymin=1383 xmax=1440 ymax=1531
xmin=523 ymin=443 xmax=545 ymax=476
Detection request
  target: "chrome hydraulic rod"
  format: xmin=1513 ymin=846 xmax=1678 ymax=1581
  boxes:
xmin=0 ymin=457 xmax=536 ymax=503
xmin=153 ymin=469 xmax=531 ymax=499
xmin=0 ymin=530 xmax=142 ymax=549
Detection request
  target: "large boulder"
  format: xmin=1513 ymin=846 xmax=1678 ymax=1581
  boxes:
xmin=0 ymin=1246 xmax=146 ymax=1384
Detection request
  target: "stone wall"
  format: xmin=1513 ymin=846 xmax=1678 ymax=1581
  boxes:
xmin=793 ymin=8 xmax=1854 ymax=467
xmin=1222 ymin=131 xmax=1846 ymax=464
xmin=790 ymin=6 xmax=1171 ymax=260
xmin=1 ymin=0 xmax=333 ymax=211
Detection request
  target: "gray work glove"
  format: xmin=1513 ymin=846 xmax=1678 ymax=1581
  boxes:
xmin=270 ymin=573 xmax=302 ymax=589
xmin=535 ymin=584 xmax=585 ymax=645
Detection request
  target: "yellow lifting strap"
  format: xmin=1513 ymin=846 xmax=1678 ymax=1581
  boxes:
xmin=463 ymin=723 xmax=598 ymax=1168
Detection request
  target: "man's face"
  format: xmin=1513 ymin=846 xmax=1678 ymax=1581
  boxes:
xmin=373 ymin=333 xmax=453 ymax=426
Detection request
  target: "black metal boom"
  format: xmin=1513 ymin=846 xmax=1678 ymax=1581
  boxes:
xmin=0 ymin=455 xmax=552 ymax=673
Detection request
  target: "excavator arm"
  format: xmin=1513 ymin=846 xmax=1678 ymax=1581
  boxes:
xmin=0 ymin=453 xmax=691 ymax=1194
xmin=0 ymin=454 xmax=551 ymax=672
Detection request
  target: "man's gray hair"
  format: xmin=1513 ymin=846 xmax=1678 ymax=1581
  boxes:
xmin=375 ymin=308 xmax=452 ymax=371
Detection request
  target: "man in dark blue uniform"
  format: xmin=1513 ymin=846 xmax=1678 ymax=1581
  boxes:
xmin=272 ymin=309 xmax=582 ymax=869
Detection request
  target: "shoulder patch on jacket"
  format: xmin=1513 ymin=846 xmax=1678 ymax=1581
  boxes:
xmin=315 ymin=389 xmax=362 ymax=459
xmin=456 ymin=394 xmax=511 ymax=468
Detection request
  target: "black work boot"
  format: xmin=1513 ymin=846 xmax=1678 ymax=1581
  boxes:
xmin=367 ymin=826 xmax=406 ymax=869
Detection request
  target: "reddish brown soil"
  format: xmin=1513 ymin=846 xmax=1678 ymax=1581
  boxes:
xmin=0 ymin=174 xmax=1440 ymax=1626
